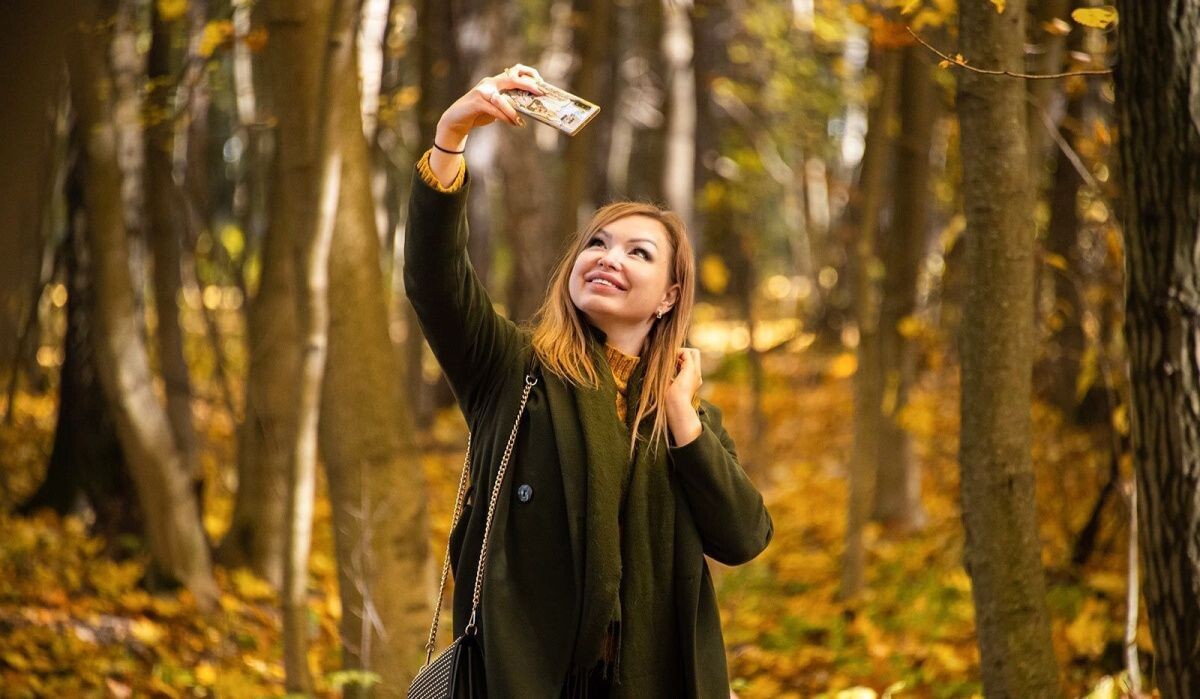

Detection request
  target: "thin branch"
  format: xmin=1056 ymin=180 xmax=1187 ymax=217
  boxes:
xmin=907 ymin=27 xmax=1112 ymax=80
xmin=1031 ymin=96 xmax=1099 ymax=190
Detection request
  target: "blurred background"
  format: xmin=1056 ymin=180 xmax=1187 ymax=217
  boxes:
xmin=0 ymin=0 xmax=1134 ymax=696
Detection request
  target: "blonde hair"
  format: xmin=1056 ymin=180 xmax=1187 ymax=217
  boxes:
xmin=529 ymin=202 xmax=697 ymax=461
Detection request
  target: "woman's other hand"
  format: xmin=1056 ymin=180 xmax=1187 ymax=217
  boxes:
xmin=667 ymin=347 xmax=703 ymax=406
xmin=665 ymin=348 xmax=703 ymax=446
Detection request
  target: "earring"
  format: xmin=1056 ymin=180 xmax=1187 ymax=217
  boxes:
xmin=656 ymin=310 xmax=663 ymax=319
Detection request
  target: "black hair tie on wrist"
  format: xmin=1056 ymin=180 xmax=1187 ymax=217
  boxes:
xmin=433 ymin=140 xmax=466 ymax=155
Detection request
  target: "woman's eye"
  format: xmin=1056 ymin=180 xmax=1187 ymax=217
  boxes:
xmin=588 ymin=237 xmax=604 ymax=247
xmin=633 ymin=248 xmax=650 ymax=260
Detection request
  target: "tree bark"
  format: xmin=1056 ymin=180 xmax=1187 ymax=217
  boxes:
xmin=872 ymin=44 xmax=935 ymax=531
xmin=148 ymin=0 xmax=201 ymax=489
xmin=20 ymin=141 xmax=139 ymax=541
xmin=621 ymin=0 xmax=667 ymax=204
xmin=281 ymin=0 xmax=358 ymax=690
xmin=68 ymin=1 xmax=217 ymax=606
xmin=319 ymin=36 xmax=432 ymax=696
xmin=843 ymin=45 xmax=901 ymax=600
xmin=218 ymin=0 xmax=310 ymax=586
xmin=1113 ymin=0 xmax=1200 ymax=694
xmin=956 ymin=0 xmax=1061 ymax=694
xmin=562 ymin=0 xmax=614 ymax=233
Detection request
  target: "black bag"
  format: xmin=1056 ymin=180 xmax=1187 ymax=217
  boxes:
xmin=407 ymin=371 xmax=538 ymax=699
xmin=407 ymin=632 xmax=486 ymax=698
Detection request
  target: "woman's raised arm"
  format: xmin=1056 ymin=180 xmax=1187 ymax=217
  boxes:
xmin=403 ymin=66 xmax=546 ymax=420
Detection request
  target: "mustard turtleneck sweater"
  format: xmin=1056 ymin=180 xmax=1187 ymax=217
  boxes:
xmin=604 ymin=343 xmax=641 ymax=422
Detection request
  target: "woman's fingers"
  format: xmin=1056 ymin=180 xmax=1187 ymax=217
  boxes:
xmin=474 ymin=83 xmax=522 ymax=126
xmin=508 ymin=63 xmax=544 ymax=82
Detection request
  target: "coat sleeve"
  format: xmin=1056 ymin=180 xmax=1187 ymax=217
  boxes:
xmin=403 ymin=155 xmax=520 ymax=421
xmin=667 ymin=400 xmax=774 ymax=566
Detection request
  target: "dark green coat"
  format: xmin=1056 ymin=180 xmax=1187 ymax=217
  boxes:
xmin=404 ymin=165 xmax=773 ymax=698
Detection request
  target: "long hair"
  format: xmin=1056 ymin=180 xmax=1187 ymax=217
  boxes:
xmin=529 ymin=201 xmax=697 ymax=461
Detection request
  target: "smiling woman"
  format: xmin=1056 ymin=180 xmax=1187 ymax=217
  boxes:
xmin=404 ymin=63 xmax=773 ymax=699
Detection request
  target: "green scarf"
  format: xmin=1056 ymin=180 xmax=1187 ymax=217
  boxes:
xmin=566 ymin=323 xmax=682 ymax=697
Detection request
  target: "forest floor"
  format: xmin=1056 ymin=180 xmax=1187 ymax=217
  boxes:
xmin=0 ymin=347 xmax=1144 ymax=697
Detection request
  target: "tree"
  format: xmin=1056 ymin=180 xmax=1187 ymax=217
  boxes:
xmin=68 ymin=0 xmax=217 ymax=606
xmin=843 ymin=42 xmax=901 ymax=599
xmin=1113 ymin=0 xmax=1200 ymax=694
xmin=872 ymin=44 xmax=936 ymax=531
xmin=219 ymin=0 xmax=306 ymax=586
xmin=955 ymin=0 xmax=1061 ymax=694
xmin=319 ymin=25 xmax=432 ymax=697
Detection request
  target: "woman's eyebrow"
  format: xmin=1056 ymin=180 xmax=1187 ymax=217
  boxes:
xmin=597 ymin=228 xmax=659 ymax=248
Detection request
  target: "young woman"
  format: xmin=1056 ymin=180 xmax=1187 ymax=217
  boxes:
xmin=405 ymin=63 xmax=773 ymax=699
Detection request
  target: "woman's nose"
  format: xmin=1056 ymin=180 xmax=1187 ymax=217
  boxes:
xmin=600 ymin=249 xmax=622 ymax=268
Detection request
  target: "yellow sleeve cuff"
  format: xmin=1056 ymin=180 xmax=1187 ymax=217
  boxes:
xmin=416 ymin=147 xmax=466 ymax=193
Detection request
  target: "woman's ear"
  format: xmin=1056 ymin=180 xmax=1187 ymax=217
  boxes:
xmin=660 ymin=282 xmax=681 ymax=312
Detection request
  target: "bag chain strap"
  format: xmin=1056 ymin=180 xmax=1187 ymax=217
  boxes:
xmin=422 ymin=372 xmax=539 ymax=667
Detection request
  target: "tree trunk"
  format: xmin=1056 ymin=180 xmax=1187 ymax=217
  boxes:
xmin=148 ymin=0 xmax=201 ymax=489
xmin=956 ymin=0 xmax=1061 ymax=694
xmin=67 ymin=2 xmax=216 ymax=606
xmin=842 ymin=44 xmax=901 ymax=600
xmin=561 ymin=0 xmax=613 ymax=233
xmin=282 ymin=0 xmax=357 ymax=690
xmin=1113 ymin=0 xmax=1200 ymax=694
xmin=872 ymin=44 xmax=935 ymax=531
xmin=319 ymin=38 xmax=432 ymax=696
xmin=20 ymin=141 xmax=139 ymax=541
xmin=218 ymin=0 xmax=312 ymax=586
xmin=409 ymin=0 xmax=474 ymax=429
xmin=621 ymin=0 xmax=667 ymax=204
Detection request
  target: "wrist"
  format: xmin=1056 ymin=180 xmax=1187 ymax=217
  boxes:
xmin=665 ymin=394 xmax=697 ymax=419
xmin=434 ymin=121 xmax=469 ymax=152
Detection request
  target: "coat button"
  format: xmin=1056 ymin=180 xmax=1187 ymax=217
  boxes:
xmin=517 ymin=484 xmax=533 ymax=503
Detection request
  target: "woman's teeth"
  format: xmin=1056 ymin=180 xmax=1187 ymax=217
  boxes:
xmin=591 ymin=278 xmax=616 ymax=288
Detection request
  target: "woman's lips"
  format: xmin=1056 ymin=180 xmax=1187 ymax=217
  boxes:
xmin=587 ymin=278 xmax=624 ymax=292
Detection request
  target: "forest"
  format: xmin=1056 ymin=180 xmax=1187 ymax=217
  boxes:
xmin=0 ymin=0 xmax=1197 ymax=696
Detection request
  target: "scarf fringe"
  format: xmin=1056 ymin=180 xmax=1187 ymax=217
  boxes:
xmin=565 ymin=620 xmax=621 ymax=698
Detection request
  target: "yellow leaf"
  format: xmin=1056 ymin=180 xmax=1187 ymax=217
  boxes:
xmin=3 ymin=652 xmax=29 ymax=670
xmin=827 ymin=352 xmax=858 ymax=379
xmin=938 ymin=59 xmax=952 ymax=69
xmin=900 ymin=0 xmax=922 ymax=15
xmin=700 ymin=254 xmax=729 ymax=295
xmin=990 ymin=0 xmax=1005 ymax=13
xmin=1043 ymin=17 xmax=1072 ymax=36
xmin=130 ymin=618 xmax=166 ymax=645
xmin=1071 ymin=6 xmax=1118 ymax=29
xmin=231 ymin=568 xmax=275 ymax=601
xmin=195 ymin=661 xmax=217 ymax=686
xmin=156 ymin=0 xmax=187 ymax=21
xmin=1043 ymin=252 xmax=1069 ymax=271
xmin=198 ymin=20 xmax=233 ymax=58
xmin=1065 ymin=598 xmax=1108 ymax=656
xmin=896 ymin=315 xmax=922 ymax=339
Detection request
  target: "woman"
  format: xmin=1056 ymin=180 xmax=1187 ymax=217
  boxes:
xmin=405 ymin=64 xmax=773 ymax=699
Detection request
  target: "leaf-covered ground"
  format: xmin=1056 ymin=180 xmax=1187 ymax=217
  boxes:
xmin=0 ymin=349 xmax=1145 ymax=697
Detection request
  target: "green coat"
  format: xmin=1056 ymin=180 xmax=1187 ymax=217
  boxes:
xmin=404 ymin=165 xmax=774 ymax=698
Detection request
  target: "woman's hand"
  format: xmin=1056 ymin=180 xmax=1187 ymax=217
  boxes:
xmin=434 ymin=64 xmax=546 ymax=149
xmin=666 ymin=347 xmax=703 ymax=406
xmin=665 ymin=348 xmax=703 ymax=446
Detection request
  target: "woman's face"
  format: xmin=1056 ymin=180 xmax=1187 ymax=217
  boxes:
xmin=568 ymin=214 xmax=679 ymax=331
